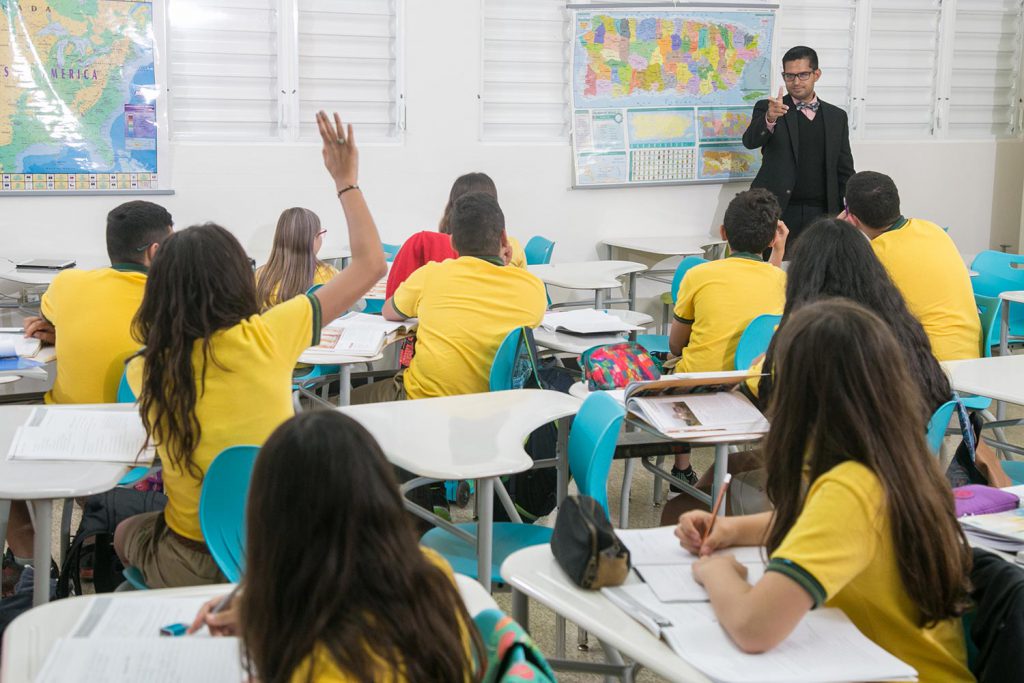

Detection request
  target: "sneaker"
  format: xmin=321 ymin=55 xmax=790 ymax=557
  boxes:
xmin=669 ymin=466 xmax=699 ymax=495
xmin=2 ymin=549 xmax=22 ymax=599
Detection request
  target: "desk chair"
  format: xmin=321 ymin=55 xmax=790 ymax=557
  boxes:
xmin=635 ymin=256 xmax=707 ymax=355
xmin=292 ymin=284 xmax=340 ymax=408
xmin=927 ymin=401 xmax=958 ymax=455
xmin=420 ymin=392 xmax=624 ymax=586
xmin=200 ymin=445 xmax=259 ymax=582
xmin=524 ymin=236 xmax=555 ymax=266
xmin=734 ymin=314 xmax=782 ymax=371
xmin=972 ymin=251 xmax=1024 ymax=341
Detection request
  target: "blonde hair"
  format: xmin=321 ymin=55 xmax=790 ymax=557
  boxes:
xmin=256 ymin=208 xmax=329 ymax=310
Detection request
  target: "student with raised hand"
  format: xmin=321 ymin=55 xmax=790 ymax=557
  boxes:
xmin=113 ymin=112 xmax=386 ymax=588
xmin=676 ymin=299 xmax=973 ymax=682
xmin=255 ymin=207 xmax=338 ymax=310
xmin=188 ymin=411 xmax=483 ymax=682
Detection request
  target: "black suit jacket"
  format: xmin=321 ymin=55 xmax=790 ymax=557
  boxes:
xmin=741 ymin=95 xmax=855 ymax=214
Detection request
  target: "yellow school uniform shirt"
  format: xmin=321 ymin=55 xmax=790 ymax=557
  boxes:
xmin=768 ymin=461 xmax=972 ymax=683
xmin=290 ymin=549 xmax=471 ymax=683
xmin=256 ymin=262 xmax=338 ymax=307
xmin=673 ymin=254 xmax=786 ymax=374
xmin=507 ymin=236 xmax=527 ymax=269
xmin=870 ymin=217 xmax=981 ymax=361
xmin=392 ymin=255 xmax=546 ymax=400
xmin=41 ymin=264 xmax=148 ymax=404
xmin=128 ymin=295 xmax=320 ymax=541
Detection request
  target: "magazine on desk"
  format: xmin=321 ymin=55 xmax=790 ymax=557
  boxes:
xmin=307 ymin=312 xmax=416 ymax=358
xmin=623 ymin=371 xmax=769 ymax=439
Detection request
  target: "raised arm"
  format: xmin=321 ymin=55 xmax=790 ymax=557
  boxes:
xmin=312 ymin=112 xmax=388 ymax=323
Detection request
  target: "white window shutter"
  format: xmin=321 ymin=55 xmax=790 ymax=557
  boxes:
xmin=775 ymin=0 xmax=856 ymax=111
xmin=481 ymin=0 xmax=569 ymax=142
xmin=168 ymin=0 xmax=281 ymax=141
xmin=296 ymin=0 xmax=401 ymax=142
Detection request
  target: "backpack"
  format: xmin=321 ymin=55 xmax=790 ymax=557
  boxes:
xmin=580 ymin=341 xmax=662 ymax=390
xmin=57 ymin=488 xmax=167 ymax=597
xmin=474 ymin=609 xmax=557 ymax=683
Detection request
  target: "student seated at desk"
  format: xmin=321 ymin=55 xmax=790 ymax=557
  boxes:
xmin=255 ymin=207 xmax=338 ymax=310
xmin=665 ymin=188 xmax=787 ymax=487
xmin=676 ymin=299 xmax=973 ymax=682
xmin=188 ymin=411 xmax=483 ymax=682
xmin=112 ymin=112 xmax=387 ymax=588
xmin=384 ymin=172 xmax=527 ymax=298
xmin=842 ymin=171 xmax=981 ymax=362
xmin=352 ymin=191 xmax=546 ymax=403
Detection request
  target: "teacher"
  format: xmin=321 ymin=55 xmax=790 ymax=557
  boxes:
xmin=742 ymin=46 xmax=855 ymax=254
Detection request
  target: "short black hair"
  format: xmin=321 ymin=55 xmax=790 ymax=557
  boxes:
xmin=845 ymin=171 xmax=901 ymax=230
xmin=449 ymin=192 xmax=505 ymax=256
xmin=106 ymin=200 xmax=173 ymax=264
xmin=723 ymin=189 xmax=780 ymax=254
xmin=783 ymin=45 xmax=818 ymax=71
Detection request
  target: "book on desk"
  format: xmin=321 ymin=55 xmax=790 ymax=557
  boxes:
xmin=306 ymin=312 xmax=416 ymax=358
xmin=540 ymin=309 xmax=640 ymax=336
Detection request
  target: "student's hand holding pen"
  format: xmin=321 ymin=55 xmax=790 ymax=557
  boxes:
xmin=188 ymin=591 xmax=240 ymax=636
xmin=675 ymin=510 xmax=734 ymax=557
xmin=23 ymin=316 xmax=55 ymax=345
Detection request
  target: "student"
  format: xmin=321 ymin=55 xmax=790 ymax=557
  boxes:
xmin=843 ymin=170 xmax=981 ymax=361
xmin=385 ymin=172 xmax=526 ymax=298
xmin=352 ymin=191 xmax=546 ymax=403
xmin=255 ymin=207 xmax=338 ymax=310
xmin=665 ymin=188 xmax=787 ymax=486
xmin=112 ymin=112 xmax=387 ymax=588
xmin=188 ymin=411 xmax=483 ymax=682
xmin=676 ymin=299 xmax=973 ymax=682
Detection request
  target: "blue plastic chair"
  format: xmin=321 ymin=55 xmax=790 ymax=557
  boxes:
xmin=420 ymin=392 xmax=625 ymax=584
xmin=115 ymin=369 xmax=149 ymax=486
xmin=971 ymin=251 xmax=1024 ymax=340
xmin=976 ymin=293 xmax=1001 ymax=358
xmin=524 ymin=236 xmax=555 ymax=266
xmin=927 ymin=400 xmax=958 ymax=455
xmin=200 ymin=445 xmax=260 ymax=582
xmin=636 ymin=256 xmax=708 ymax=355
xmin=489 ymin=328 xmax=524 ymax=392
xmin=362 ymin=242 xmax=401 ymax=315
xmin=734 ymin=314 xmax=782 ymax=371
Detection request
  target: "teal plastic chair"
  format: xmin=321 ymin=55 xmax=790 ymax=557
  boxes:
xmin=971 ymin=250 xmax=1024 ymax=340
xmin=976 ymin=293 xmax=1001 ymax=358
xmin=927 ymin=400 xmax=958 ymax=455
xmin=636 ymin=256 xmax=708 ymax=355
xmin=734 ymin=314 xmax=782 ymax=371
xmin=115 ymin=369 xmax=148 ymax=486
xmin=200 ymin=445 xmax=260 ymax=582
xmin=489 ymin=328 xmax=524 ymax=392
xmin=524 ymin=236 xmax=555 ymax=266
xmin=362 ymin=242 xmax=401 ymax=315
xmin=420 ymin=392 xmax=625 ymax=584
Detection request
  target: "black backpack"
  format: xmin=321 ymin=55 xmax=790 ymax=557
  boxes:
xmin=57 ymin=488 xmax=167 ymax=597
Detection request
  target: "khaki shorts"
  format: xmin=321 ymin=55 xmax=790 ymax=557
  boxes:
xmin=120 ymin=511 xmax=226 ymax=589
xmin=350 ymin=370 xmax=408 ymax=404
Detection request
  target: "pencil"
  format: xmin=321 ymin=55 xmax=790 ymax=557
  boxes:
xmin=702 ymin=473 xmax=733 ymax=547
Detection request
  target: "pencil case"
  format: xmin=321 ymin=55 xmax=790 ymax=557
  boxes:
xmin=551 ymin=495 xmax=630 ymax=589
xmin=953 ymin=485 xmax=1020 ymax=517
xmin=581 ymin=342 xmax=661 ymax=391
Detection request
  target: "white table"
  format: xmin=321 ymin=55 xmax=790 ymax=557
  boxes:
xmin=0 ymin=255 xmax=109 ymax=287
xmin=533 ymin=309 xmax=654 ymax=355
xmin=0 ymin=404 xmax=138 ymax=606
xmin=295 ymin=349 xmax=385 ymax=407
xmin=1 ymin=575 xmax=496 ymax=682
xmin=945 ymin=355 xmax=1024 ymax=405
xmin=529 ymin=261 xmax=647 ymax=309
xmin=602 ymin=235 xmax=721 ymax=260
xmin=501 ymin=545 xmax=710 ymax=683
xmin=339 ymin=390 xmax=581 ymax=592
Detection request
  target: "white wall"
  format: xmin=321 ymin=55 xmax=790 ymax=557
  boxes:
xmin=0 ymin=0 xmax=1020 ymax=281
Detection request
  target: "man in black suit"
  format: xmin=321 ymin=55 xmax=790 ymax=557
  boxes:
xmin=742 ymin=46 xmax=855 ymax=255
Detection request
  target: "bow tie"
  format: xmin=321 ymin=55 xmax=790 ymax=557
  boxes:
xmin=795 ymin=101 xmax=820 ymax=112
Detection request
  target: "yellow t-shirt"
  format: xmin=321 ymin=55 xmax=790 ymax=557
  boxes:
xmin=289 ymin=549 xmax=469 ymax=683
xmin=870 ymin=217 xmax=981 ymax=361
xmin=507 ymin=236 xmax=527 ymax=269
xmin=128 ymin=295 xmax=320 ymax=541
xmin=41 ymin=265 xmax=148 ymax=404
xmin=256 ymin=262 xmax=338 ymax=306
xmin=673 ymin=255 xmax=786 ymax=374
xmin=769 ymin=461 xmax=972 ymax=683
xmin=392 ymin=256 xmax=546 ymax=400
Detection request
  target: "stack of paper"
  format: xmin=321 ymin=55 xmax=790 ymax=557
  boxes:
xmin=961 ymin=508 xmax=1024 ymax=552
xmin=7 ymin=408 xmax=153 ymax=463
xmin=35 ymin=638 xmax=244 ymax=683
xmin=540 ymin=309 xmax=640 ymax=335
xmin=308 ymin=312 xmax=415 ymax=357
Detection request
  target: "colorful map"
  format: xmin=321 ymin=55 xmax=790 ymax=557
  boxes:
xmin=698 ymin=107 xmax=751 ymax=142
xmin=0 ymin=1 xmax=158 ymax=191
xmin=627 ymin=108 xmax=695 ymax=148
xmin=574 ymin=11 xmax=773 ymax=109
xmin=699 ymin=145 xmax=761 ymax=180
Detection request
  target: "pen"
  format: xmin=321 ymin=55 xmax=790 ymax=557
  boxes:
xmin=212 ymin=585 xmax=240 ymax=615
xmin=702 ymin=473 xmax=732 ymax=547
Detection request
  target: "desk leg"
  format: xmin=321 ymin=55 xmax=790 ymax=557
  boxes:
xmin=0 ymin=499 xmax=9 ymax=556
xmin=627 ymin=271 xmax=637 ymax=311
xmin=1000 ymin=299 xmax=1010 ymax=356
xmin=711 ymin=444 xmax=730 ymax=514
xmin=31 ymin=499 xmax=52 ymax=606
xmin=619 ymin=458 xmax=634 ymax=529
xmin=511 ymin=588 xmax=529 ymax=632
xmin=595 ymin=288 xmax=605 ymax=309
xmin=476 ymin=477 xmax=494 ymax=593
xmin=339 ymin=365 xmax=352 ymax=407
xmin=556 ymin=417 xmax=570 ymax=505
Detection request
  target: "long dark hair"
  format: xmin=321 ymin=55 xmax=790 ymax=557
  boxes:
xmin=241 ymin=412 xmax=483 ymax=683
xmin=759 ymin=218 xmax=950 ymax=415
xmin=763 ymin=299 xmax=972 ymax=626
xmin=132 ymin=223 xmax=260 ymax=479
xmin=255 ymin=207 xmax=329 ymax=310
xmin=438 ymin=172 xmax=497 ymax=234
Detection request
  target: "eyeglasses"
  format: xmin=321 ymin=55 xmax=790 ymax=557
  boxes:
xmin=316 ymin=230 xmax=327 ymax=238
xmin=133 ymin=243 xmax=154 ymax=253
xmin=782 ymin=71 xmax=814 ymax=82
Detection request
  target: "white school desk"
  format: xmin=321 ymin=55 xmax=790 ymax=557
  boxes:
xmin=602 ymin=235 xmax=720 ymax=260
xmin=1 ymin=575 xmax=497 ymax=682
xmin=0 ymin=255 xmax=109 ymax=287
xmin=501 ymin=545 xmax=710 ymax=683
xmin=295 ymin=349 xmax=385 ymax=407
xmin=529 ymin=261 xmax=647 ymax=310
xmin=944 ymin=354 xmax=1024 ymax=405
xmin=533 ymin=309 xmax=654 ymax=355
xmin=0 ymin=404 xmax=139 ymax=607
xmin=339 ymin=389 xmax=581 ymax=592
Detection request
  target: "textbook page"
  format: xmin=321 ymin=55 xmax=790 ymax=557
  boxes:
xmin=630 ymin=392 xmax=768 ymax=438
xmin=0 ymin=333 xmax=40 ymax=358
xmin=636 ymin=562 xmax=766 ymax=603
xmin=7 ymin=408 xmax=152 ymax=463
xmin=69 ymin=595 xmax=213 ymax=638
xmin=34 ymin=638 xmax=244 ymax=683
xmin=617 ymin=526 xmax=764 ymax=566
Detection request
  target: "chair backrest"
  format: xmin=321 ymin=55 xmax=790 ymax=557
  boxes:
xmin=382 ymin=242 xmax=401 ymax=262
xmin=927 ymin=400 xmax=957 ymax=455
xmin=734 ymin=314 xmax=783 ymax=371
xmin=199 ymin=444 xmax=260 ymax=583
xmin=970 ymin=250 xmax=1024 ymax=297
xmin=524 ymin=236 xmax=555 ymax=266
xmin=567 ymin=392 xmax=626 ymax=516
xmin=116 ymin=369 xmax=136 ymax=403
xmin=670 ymin=256 xmax=709 ymax=304
xmin=489 ymin=328 xmax=525 ymax=392
xmin=975 ymin=293 xmax=1001 ymax=358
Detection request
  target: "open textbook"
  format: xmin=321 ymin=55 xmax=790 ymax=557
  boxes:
xmin=0 ymin=332 xmax=41 ymax=359
xmin=7 ymin=408 xmax=154 ymax=463
xmin=540 ymin=309 xmax=640 ymax=335
xmin=35 ymin=638 xmax=244 ymax=683
xmin=960 ymin=507 xmax=1024 ymax=552
xmin=624 ymin=371 xmax=769 ymax=439
xmin=308 ymin=312 xmax=416 ymax=358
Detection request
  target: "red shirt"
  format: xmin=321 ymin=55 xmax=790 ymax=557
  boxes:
xmin=385 ymin=231 xmax=458 ymax=299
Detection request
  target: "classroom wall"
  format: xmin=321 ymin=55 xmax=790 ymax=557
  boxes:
xmin=1 ymin=0 xmax=1021 ymax=297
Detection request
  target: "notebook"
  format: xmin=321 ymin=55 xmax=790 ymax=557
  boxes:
xmin=306 ymin=312 xmax=415 ymax=358
xmin=540 ymin=309 xmax=641 ymax=335
xmin=7 ymin=408 xmax=154 ymax=464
